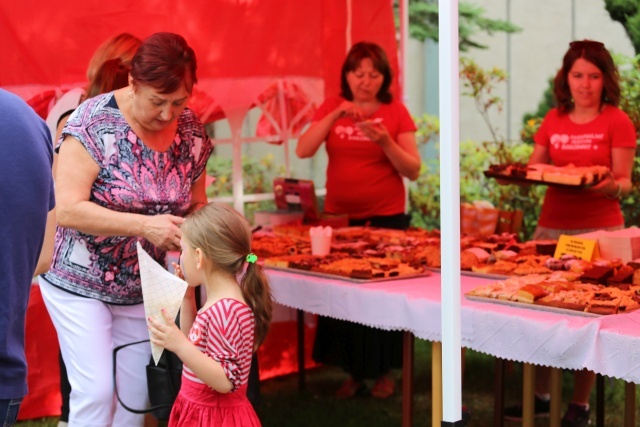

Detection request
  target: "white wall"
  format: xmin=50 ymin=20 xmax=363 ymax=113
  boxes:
xmin=407 ymin=0 xmax=634 ymax=144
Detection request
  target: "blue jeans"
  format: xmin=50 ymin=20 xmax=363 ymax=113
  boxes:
xmin=0 ymin=398 xmax=22 ymax=427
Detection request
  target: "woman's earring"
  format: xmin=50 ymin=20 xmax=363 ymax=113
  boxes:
xmin=128 ymin=90 xmax=134 ymax=98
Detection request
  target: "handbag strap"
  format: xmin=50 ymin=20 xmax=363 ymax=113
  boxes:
xmin=112 ymin=339 xmax=175 ymax=414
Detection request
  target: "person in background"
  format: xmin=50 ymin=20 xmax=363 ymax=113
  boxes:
xmin=46 ymin=33 xmax=141 ymax=144
xmin=503 ymin=40 xmax=636 ymax=427
xmin=296 ymin=41 xmax=421 ymax=398
xmin=0 ymin=89 xmax=56 ymax=426
xmin=42 ymin=34 xmax=141 ymax=427
xmin=85 ymin=58 xmax=131 ymax=100
xmin=148 ymin=202 xmax=272 ymax=427
xmin=38 ymin=32 xmax=213 ymax=426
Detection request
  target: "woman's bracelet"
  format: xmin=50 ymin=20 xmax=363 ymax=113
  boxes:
xmin=606 ymin=181 xmax=623 ymax=200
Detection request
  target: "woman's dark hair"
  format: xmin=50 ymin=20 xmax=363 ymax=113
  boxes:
xmin=86 ymin=58 xmax=130 ymax=99
xmin=340 ymin=41 xmax=393 ymax=103
xmin=130 ymin=32 xmax=197 ymax=94
xmin=554 ymin=40 xmax=620 ymax=114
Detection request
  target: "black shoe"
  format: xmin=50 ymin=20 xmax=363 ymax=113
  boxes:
xmin=561 ymin=403 xmax=590 ymax=427
xmin=504 ymin=395 xmax=550 ymax=421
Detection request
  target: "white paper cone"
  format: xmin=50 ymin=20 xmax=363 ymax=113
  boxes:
xmin=137 ymin=242 xmax=189 ymax=365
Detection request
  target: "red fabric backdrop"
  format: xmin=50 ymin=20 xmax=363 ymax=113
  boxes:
xmin=1 ymin=0 xmax=400 ymax=122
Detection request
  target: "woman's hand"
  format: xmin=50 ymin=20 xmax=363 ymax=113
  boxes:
xmin=335 ymin=101 xmax=364 ymax=121
xmin=355 ymin=121 xmax=392 ymax=147
xmin=589 ymin=171 xmax=620 ymax=197
xmin=148 ymin=309 xmax=189 ymax=354
xmin=143 ymin=214 xmax=184 ymax=251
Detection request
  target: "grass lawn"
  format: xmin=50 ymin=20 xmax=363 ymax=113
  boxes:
xmin=17 ymin=339 xmax=637 ymax=426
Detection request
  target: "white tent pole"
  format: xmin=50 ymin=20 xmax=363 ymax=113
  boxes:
xmin=438 ymin=0 xmax=462 ymax=424
xmin=232 ymin=127 xmax=245 ymax=216
xmin=277 ymin=79 xmax=291 ymax=177
xmin=399 ymin=0 xmax=408 ymax=105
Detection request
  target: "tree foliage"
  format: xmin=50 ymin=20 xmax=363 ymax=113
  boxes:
xmin=604 ymin=0 xmax=640 ymax=54
xmin=399 ymin=0 xmax=520 ymax=51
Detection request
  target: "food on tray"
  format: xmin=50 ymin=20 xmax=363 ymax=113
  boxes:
xmin=512 ymin=259 xmax=552 ymax=276
xmin=464 ymin=247 xmax=490 ymax=263
xmin=466 ymin=274 xmax=640 ymax=315
xmin=633 ymin=269 xmax=640 ymax=286
xmin=618 ymin=294 xmax=640 ymax=313
xmin=411 ymin=244 xmax=441 ymax=268
xmin=486 ymin=163 xmax=609 ymax=187
xmin=533 ymin=240 xmax=557 ymax=256
xmin=580 ymin=265 xmax=614 ymax=285
xmin=548 ymin=270 xmax=581 ymax=282
xmin=472 ymin=260 xmax=518 ymax=276
xmin=460 ymin=250 xmax=482 ymax=270
xmin=566 ymin=259 xmax=592 ymax=274
xmin=264 ymin=252 xmax=427 ymax=281
xmin=516 ymin=284 xmax=549 ymax=303
xmin=586 ymin=288 xmax=622 ymax=315
xmin=607 ymin=265 xmax=634 ymax=288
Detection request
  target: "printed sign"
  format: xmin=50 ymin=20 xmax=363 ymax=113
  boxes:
xmin=554 ymin=235 xmax=600 ymax=261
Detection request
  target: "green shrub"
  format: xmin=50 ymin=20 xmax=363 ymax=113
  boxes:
xmin=409 ymin=58 xmax=546 ymax=240
xmin=205 ymin=153 xmax=286 ymax=224
xmin=409 ymin=140 xmax=545 ymax=240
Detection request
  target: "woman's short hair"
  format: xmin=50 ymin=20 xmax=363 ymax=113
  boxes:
xmin=86 ymin=58 xmax=130 ymax=99
xmin=86 ymin=33 xmax=141 ymax=82
xmin=340 ymin=41 xmax=393 ymax=104
xmin=554 ymin=40 xmax=620 ymax=114
xmin=130 ymin=32 xmax=198 ymax=94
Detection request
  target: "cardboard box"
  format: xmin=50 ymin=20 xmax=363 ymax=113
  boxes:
xmin=576 ymin=228 xmax=640 ymax=263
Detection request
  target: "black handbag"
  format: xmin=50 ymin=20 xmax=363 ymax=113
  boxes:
xmin=113 ymin=339 xmax=183 ymax=420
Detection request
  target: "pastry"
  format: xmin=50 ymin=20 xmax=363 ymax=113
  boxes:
xmin=516 ymin=284 xmax=549 ymax=303
xmin=580 ymin=266 xmax=614 ymax=285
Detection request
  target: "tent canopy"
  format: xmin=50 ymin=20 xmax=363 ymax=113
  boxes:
xmin=1 ymin=0 xmax=400 ymax=127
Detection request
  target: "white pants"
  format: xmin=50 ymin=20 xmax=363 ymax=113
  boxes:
xmin=39 ymin=278 xmax=150 ymax=427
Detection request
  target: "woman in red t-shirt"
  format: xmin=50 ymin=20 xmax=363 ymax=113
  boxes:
xmin=504 ymin=40 xmax=637 ymax=427
xmin=297 ymin=42 xmax=421 ymax=399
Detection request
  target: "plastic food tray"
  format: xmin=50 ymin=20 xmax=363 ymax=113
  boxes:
xmin=264 ymin=265 xmax=432 ymax=284
xmin=483 ymin=170 xmax=602 ymax=189
xmin=465 ymin=295 xmax=601 ymax=317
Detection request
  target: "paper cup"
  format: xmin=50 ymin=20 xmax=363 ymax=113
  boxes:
xmin=310 ymin=234 xmax=332 ymax=256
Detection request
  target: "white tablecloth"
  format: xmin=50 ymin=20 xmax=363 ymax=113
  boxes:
xmin=266 ymin=268 xmax=640 ymax=384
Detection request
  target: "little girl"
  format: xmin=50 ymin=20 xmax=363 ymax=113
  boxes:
xmin=148 ymin=202 xmax=273 ymax=426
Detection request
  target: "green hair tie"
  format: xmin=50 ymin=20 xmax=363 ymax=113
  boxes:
xmin=246 ymin=253 xmax=258 ymax=264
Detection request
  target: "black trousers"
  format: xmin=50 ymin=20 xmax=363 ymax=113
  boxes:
xmin=312 ymin=213 xmax=408 ymax=380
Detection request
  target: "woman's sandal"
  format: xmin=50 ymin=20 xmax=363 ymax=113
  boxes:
xmin=371 ymin=375 xmax=395 ymax=399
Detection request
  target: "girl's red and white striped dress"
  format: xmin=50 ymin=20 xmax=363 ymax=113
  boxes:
xmin=169 ymin=298 xmax=260 ymax=427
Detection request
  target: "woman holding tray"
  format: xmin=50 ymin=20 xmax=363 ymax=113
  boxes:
xmin=296 ymin=41 xmax=420 ymax=399
xmin=503 ymin=40 xmax=636 ymax=427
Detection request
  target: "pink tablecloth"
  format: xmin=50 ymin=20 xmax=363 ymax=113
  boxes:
xmin=266 ymin=269 xmax=640 ymax=383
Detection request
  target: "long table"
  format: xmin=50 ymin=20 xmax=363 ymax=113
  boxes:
xmin=266 ymin=268 xmax=640 ymax=426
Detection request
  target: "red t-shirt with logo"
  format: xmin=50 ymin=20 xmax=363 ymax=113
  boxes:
xmin=534 ymin=106 xmax=636 ymax=229
xmin=312 ymin=97 xmax=417 ymax=219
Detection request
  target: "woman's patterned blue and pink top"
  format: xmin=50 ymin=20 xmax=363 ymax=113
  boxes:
xmin=43 ymin=93 xmax=213 ymax=305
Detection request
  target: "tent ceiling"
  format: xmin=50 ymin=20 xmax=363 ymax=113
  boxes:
xmin=1 ymin=0 xmax=400 ymax=123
